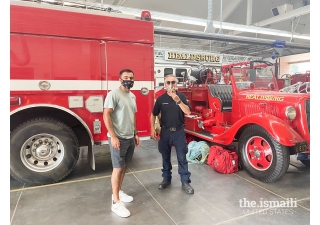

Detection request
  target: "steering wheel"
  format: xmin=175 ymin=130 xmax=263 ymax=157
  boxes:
xmin=199 ymin=68 xmax=213 ymax=84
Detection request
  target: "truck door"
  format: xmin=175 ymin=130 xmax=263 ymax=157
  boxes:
xmin=105 ymin=41 xmax=154 ymax=137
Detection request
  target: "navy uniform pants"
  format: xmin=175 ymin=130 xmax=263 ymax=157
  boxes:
xmin=158 ymin=128 xmax=191 ymax=183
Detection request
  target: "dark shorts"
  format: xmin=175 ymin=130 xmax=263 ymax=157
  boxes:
xmin=109 ymin=136 xmax=135 ymax=168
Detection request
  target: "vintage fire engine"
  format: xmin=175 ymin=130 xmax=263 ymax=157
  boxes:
xmin=177 ymin=60 xmax=310 ymax=183
xmin=277 ymin=71 xmax=310 ymax=93
xmin=153 ymin=48 xmax=262 ymax=92
xmin=10 ymin=0 xmax=154 ymax=185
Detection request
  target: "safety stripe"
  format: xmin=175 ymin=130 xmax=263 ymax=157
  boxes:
xmin=10 ymin=80 xmax=154 ymax=91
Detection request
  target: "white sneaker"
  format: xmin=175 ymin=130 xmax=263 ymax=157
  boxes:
xmin=111 ymin=201 xmax=130 ymax=218
xmin=112 ymin=190 xmax=133 ymax=203
xmin=119 ymin=190 xmax=134 ymax=203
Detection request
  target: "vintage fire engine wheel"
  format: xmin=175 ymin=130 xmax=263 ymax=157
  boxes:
xmin=10 ymin=117 xmax=79 ymax=185
xmin=244 ymin=136 xmax=273 ymax=171
xmin=239 ymin=125 xmax=290 ymax=183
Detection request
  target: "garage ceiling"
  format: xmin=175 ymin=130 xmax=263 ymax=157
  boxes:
xmin=104 ymin=0 xmax=310 ymax=36
xmin=18 ymin=0 xmax=310 ymax=58
xmin=97 ymin=0 xmax=310 ymax=58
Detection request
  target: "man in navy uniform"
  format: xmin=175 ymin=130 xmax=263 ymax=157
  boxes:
xmin=150 ymin=74 xmax=194 ymax=194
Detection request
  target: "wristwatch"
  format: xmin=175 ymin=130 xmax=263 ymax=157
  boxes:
xmin=176 ymin=100 xmax=182 ymax=105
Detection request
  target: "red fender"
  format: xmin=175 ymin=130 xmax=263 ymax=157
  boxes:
xmin=213 ymin=113 xmax=306 ymax=146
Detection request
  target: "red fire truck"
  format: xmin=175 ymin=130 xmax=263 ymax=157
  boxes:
xmin=178 ymin=60 xmax=310 ymax=182
xmin=277 ymin=71 xmax=310 ymax=93
xmin=10 ymin=0 xmax=154 ymax=185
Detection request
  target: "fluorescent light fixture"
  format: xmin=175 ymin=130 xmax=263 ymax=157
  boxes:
xmin=223 ymin=25 xmax=310 ymax=40
xmin=180 ymin=19 xmax=206 ymax=26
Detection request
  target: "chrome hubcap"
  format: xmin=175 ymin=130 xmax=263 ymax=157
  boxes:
xmin=20 ymin=133 xmax=65 ymax=172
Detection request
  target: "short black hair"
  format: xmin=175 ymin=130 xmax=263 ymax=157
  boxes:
xmin=120 ymin=69 xmax=134 ymax=77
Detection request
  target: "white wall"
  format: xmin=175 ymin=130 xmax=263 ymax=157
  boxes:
xmin=279 ymin=52 xmax=310 ymax=75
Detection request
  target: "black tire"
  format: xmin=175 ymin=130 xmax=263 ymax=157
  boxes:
xmin=300 ymin=160 xmax=310 ymax=167
xmin=238 ymin=125 xmax=290 ymax=183
xmin=10 ymin=117 xmax=79 ymax=185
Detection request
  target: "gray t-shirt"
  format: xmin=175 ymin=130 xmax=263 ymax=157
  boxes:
xmin=104 ymin=88 xmax=137 ymax=139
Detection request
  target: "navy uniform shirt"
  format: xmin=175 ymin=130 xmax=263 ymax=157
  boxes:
xmin=152 ymin=91 xmax=192 ymax=128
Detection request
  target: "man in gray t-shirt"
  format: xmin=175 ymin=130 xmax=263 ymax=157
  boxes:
xmin=103 ymin=69 xmax=140 ymax=218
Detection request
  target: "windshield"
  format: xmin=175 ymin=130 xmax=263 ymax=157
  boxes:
xmin=231 ymin=65 xmax=277 ymax=90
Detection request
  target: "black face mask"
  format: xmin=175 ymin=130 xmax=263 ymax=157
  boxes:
xmin=121 ymin=79 xmax=134 ymax=89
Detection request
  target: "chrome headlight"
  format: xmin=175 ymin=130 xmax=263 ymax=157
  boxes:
xmin=285 ymin=106 xmax=296 ymax=120
xmin=141 ymin=87 xmax=149 ymax=96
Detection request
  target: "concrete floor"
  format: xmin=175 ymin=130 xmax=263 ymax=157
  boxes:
xmin=10 ymin=139 xmax=310 ymax=225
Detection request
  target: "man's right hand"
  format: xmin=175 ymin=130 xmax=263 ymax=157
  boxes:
xmin=111 ymin=136 xmax=120 ymax=150
xmin=151 ymin=129 xmax=157 ymax=140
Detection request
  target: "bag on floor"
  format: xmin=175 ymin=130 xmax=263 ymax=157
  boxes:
xmin=186 ymin=141 xmax=209 ymax=164
xmin=207 ymin=145 xmax=239 ymax=174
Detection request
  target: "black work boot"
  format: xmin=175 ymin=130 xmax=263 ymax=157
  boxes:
xmin=182 ymin=182 xmax=194 ymax=194
xmin=158 ymin=179 xmax=171 ymax=189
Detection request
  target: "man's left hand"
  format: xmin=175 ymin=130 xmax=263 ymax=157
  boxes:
xmin=134 ymin=135 xmax=140 ymax=147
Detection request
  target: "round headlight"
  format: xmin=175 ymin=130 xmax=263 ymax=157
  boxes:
xmin=285 ymin=106 xmax=296 ymax=120
xmin=141 ymin=87 xmax=149 ymax=96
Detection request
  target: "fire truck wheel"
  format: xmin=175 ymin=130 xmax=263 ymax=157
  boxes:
xmin=300 ymin=160 xmax=310 ymax=167
xmin=10 ymin=117 xmax=79 ymax=185
xmin=239 ymin=125 xmax=290 ymax=183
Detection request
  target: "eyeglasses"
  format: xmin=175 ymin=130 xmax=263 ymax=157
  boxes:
xmin=166 ymin=81 xmax=176 ymax=85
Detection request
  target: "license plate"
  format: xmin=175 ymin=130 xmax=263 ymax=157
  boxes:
xmin=295 ymin=142 xmax=309 ymax=153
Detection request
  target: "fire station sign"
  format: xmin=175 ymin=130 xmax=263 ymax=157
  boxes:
xmin=165 ymin=51 xmax=221 ymax=63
